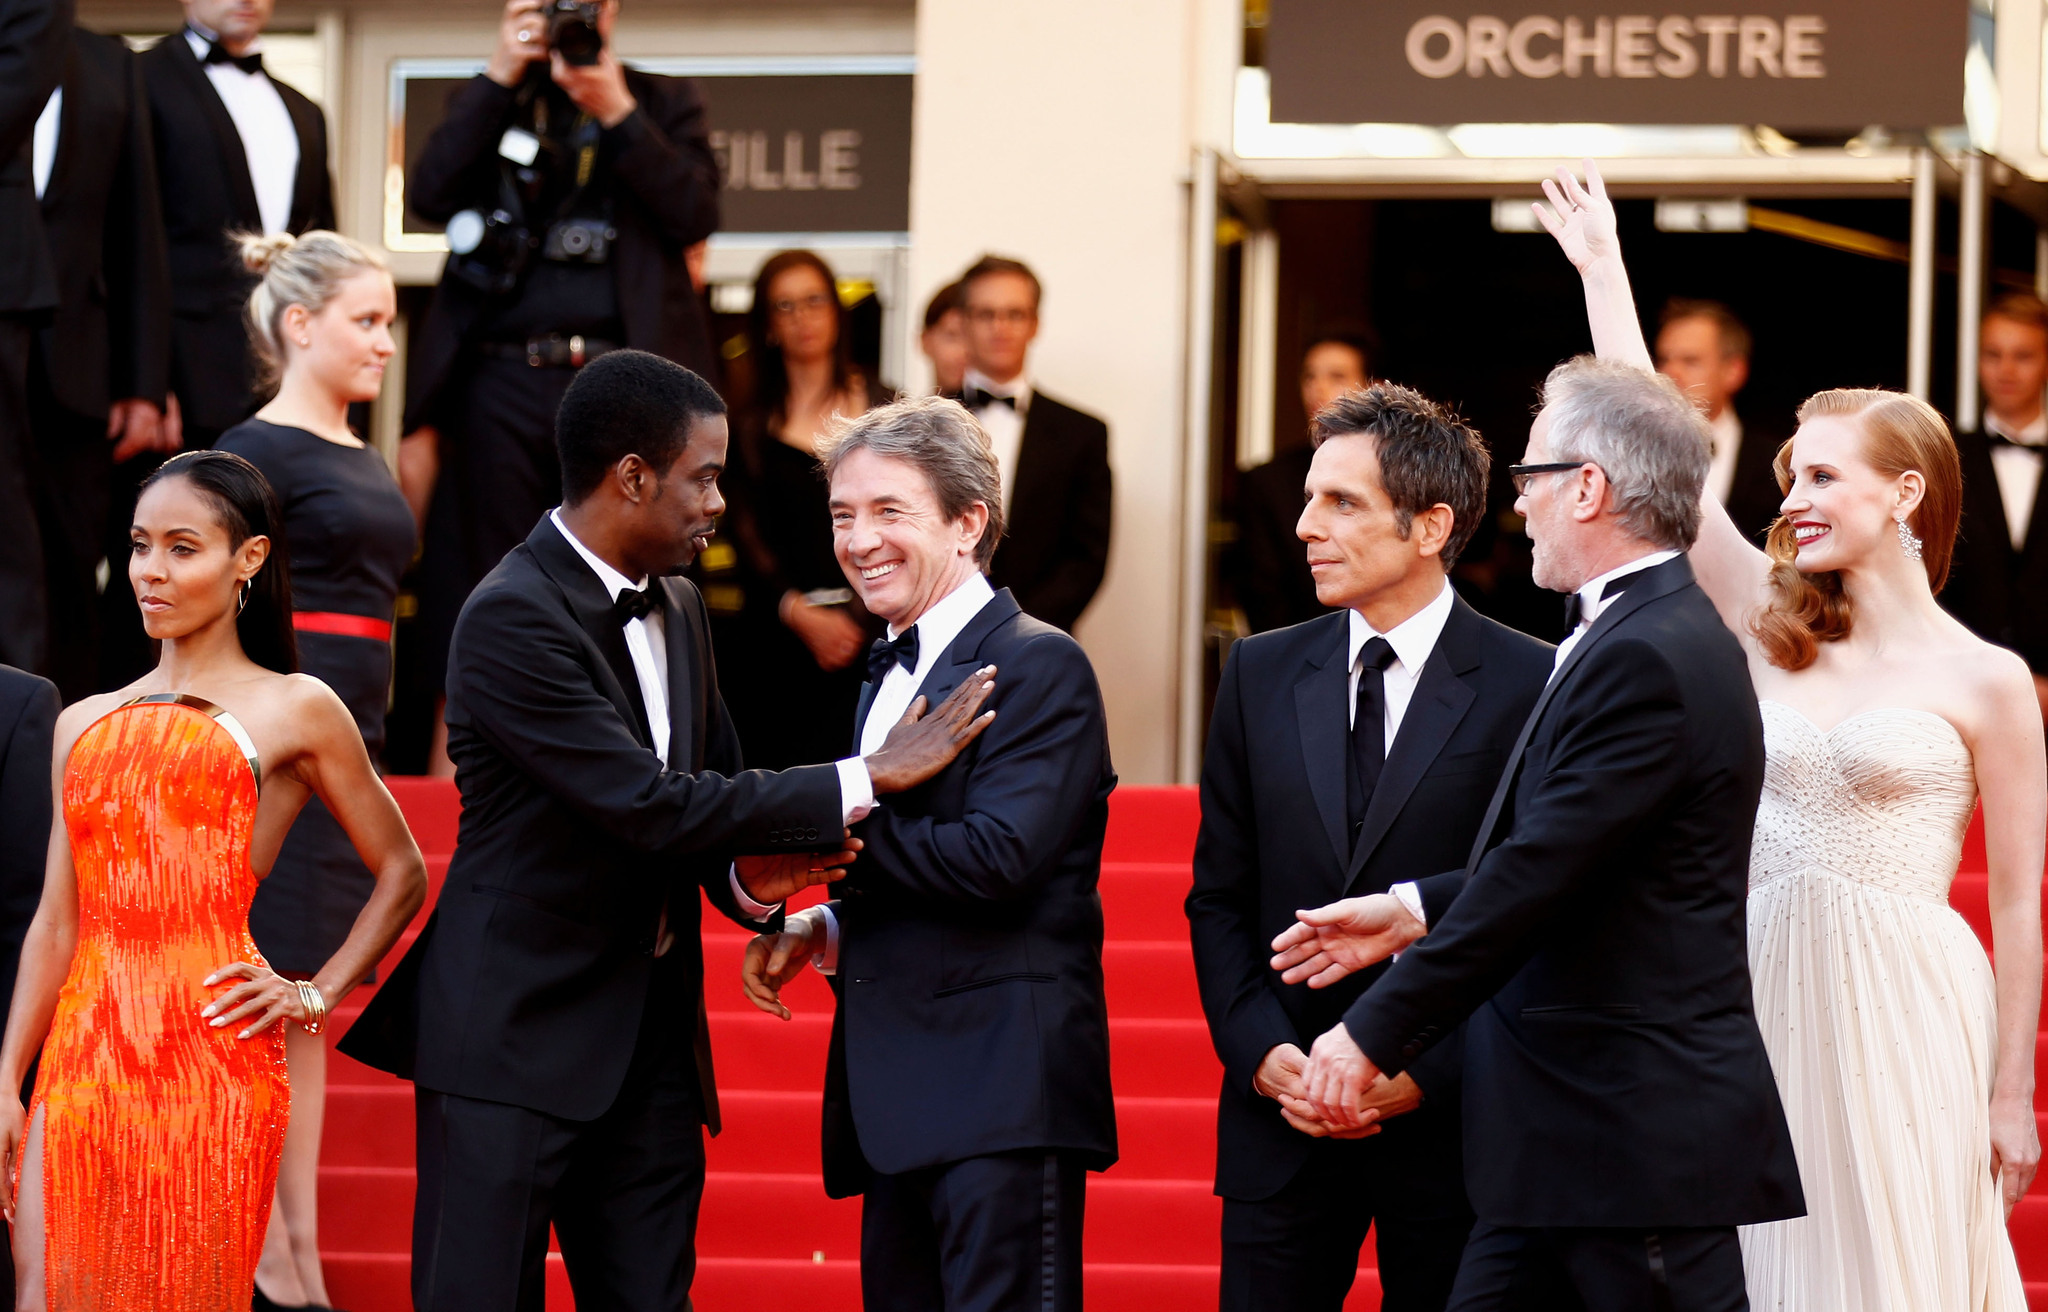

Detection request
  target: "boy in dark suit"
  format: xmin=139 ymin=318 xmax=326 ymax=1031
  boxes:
xmin=1190 ymin=384 xmax=1552 ymax=1312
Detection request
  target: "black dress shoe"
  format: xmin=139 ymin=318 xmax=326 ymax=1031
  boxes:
xmin=252 ymin=1288 xmax=305 ymax=1312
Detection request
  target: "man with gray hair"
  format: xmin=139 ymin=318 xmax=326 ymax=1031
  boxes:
xmin=1277 ymin=356 xmax=1801 ymax=1311
xmin=739 ymin=394 xmax=1118 ymax=1312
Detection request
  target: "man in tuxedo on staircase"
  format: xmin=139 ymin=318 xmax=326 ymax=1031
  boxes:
xmin=1188 ymin=384 xmax=1553 ymax=1312
xmin=340 ymin=352 xmax=998 ymax=1311
xmin=1281 ymin=358 xmax=1803 ymax=1311
xmin=956 ymin=255 xmax=1113 ymax=633
xmin=740 ymin=395 xmax=1118 ymax=1312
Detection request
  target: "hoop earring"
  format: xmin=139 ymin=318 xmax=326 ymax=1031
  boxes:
xmin=237 ymin=580 xmax=252 ymax=614
xmin=1895 ymin=515 xmax=1924 ymax=563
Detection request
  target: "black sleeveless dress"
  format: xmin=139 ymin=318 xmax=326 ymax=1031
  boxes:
xmin=217 ymin=419 xmax=416 ymax=974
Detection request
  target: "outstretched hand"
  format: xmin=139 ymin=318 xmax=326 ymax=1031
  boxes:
xmin=1270 ymin=893 xmax=1427 ymax=988
xmin=737 ymin=841 xmax=860 ymax=906
xmin=1533 ymin=158 xmax=1620 ymax=274
xmin=741 ymin=908 xmax=828 ymax=1020
xmin=864 ymin=666 xmax=997 ymax=794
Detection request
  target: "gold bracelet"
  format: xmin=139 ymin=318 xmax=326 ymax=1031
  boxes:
xmin=296 ymin=980 xmax=327 ymax=1035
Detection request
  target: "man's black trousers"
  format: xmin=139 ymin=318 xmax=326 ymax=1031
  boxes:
xmin=410 ymin=1014 xmax=705 ymax=1312
xmin=1447 ymin=1222 xmax=1749 ymax=1312
xmin=860 ymin=1150 xmax=1088 ymax=1312
xmin=1220 ymin=1134 xmax=1473 ymax=1312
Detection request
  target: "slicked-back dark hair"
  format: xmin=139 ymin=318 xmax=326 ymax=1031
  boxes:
xmin=139 ymin=450 xmax=299 ymax=674
xmin=557 ymin=349 xmax=727 ymax=503
xmin=1302 ymin=327 xmax=1378 ymax=379
xmin=1312 ymin=382 xmax=1490 ymax=570
xmin=959 ymin=254 xmax=1042 ymax=310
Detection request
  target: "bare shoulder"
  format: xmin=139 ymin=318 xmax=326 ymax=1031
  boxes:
xmin=1955 ymin=636 xmax=2037 ymax=714
xmin=275 ymin=671 xmax=357 ymax=735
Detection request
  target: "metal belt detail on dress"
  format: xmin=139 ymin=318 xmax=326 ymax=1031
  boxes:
xmin=293 ymin=611 xmax=393 ymax=643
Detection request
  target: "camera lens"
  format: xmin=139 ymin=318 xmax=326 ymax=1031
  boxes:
xmin=560 ymin=226 xmax=591 ymax=255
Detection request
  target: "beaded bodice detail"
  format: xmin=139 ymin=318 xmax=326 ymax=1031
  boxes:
xmin=1749 ymin=701 xmax=1977 ymax=904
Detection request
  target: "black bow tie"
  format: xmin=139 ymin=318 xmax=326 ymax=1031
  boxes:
xmin=1986 ymin=429 xmax=2046 ymax=455
xmin=1563 ymin=570 xmax=1642 ymax=631
xmin=867 ymin=627 xmax=919 ymax=684
xmin=611 ymin=586 xmax=657 ymax=626
xmin=202 ymin=39 xmax=264 ymax=74
xmin=961 ymin=386 xmax=1017 ymax=413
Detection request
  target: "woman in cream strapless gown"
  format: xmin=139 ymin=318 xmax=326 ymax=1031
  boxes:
xmin=1541 ymin=162 xmax=2043 ymax=1311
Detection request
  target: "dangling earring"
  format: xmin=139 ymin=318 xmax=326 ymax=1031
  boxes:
xmin=237 ymin=580 xmax=252 ymax=614
xmin=1895 ymin=514 xmax=1924 ymax=563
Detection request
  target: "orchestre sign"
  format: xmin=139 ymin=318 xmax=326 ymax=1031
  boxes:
xmin=1265 ymin=0 xmax=1965 ymax=128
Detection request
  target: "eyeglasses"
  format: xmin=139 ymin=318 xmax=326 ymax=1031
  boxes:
xmin=967 ymin=307 xmax=1034 ymax=327
xmin=1508 ymin=461 xmax=1590 ymax=496
xmin=769 ymin=292 xmax=835 ymax=319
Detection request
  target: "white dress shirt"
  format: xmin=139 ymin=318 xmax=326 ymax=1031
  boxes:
xmin=1705 ymin=408 xmax=1742 ymax=510
xmin=32 ymin=89 xmax=59 ymax=200
xmin=1983 ymin=410 xmax=2048 ymax=549
xmin=962 ymin=368 xmax=1028 ymax=516
xmin=811 ymin=570 xmax=998 ymax=971
xmin=551 ymin=510 xmax=873 ymax=921
xmin=184 ymin=25 xmax=299 ymax=235
xmin=1346 ymin=579 xmax=1454 ymax=747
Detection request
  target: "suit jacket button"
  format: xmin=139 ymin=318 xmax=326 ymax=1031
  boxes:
xmin=1402 ymin=1042 xmax=1422 ymax=1059
xmin=805 ymin=827 xmax=818 ymax=842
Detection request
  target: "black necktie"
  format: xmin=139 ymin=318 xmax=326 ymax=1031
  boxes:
xmin=1562 ymin=569 xmax=1642 ymax=631
xmin=1346 ymin=637 xmax=1397 ymax=842
xmin=961 ymin=386 xmax=1017 ymax=413
xmin=202 ymin=39 xmax=264 ymax=75
xmin=867 ymin=627 xmax=919 ymax=684
xmin=611 ymin=586 xmax=657 ymax=626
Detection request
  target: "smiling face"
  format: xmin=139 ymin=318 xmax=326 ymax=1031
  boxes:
xmin=829 ymin=447 xmax=987 ymax=630
xmin=285 ymin=269 xmax=396 ymax=405
xmin=1778 ymin=413 xmax=1921 ymax=573
xmin=129 ymin=476 xmax=268 ymax=641
xmin=1297 ymin=433 xmax=1431 ymax=609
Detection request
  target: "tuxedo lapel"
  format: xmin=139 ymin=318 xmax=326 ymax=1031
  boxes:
xmin=1292 ymin=614 xmax=1351 ymax=869
xmin=912 ymin=589 xmax=1019 ymax=708
xmin=1463 ymin=555 xmax=1696 ymax=871
xmin=1344 ymin=607 xmax=1480 ymax=889
xmin=163 ymin=33 xmax=261 ymax=227
xmin=658 ymin=578 xmax=700 ymax=771
xmin=526 ymin=518 xmax=653 ymax=750
xmin=852 ymin=681 xmax=878 ymax=752
xmin=44 ymin=44 xmax=83 ymax=211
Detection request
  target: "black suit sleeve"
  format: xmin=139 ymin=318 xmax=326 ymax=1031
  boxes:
xmin=1343 ymin=636 xmax=1691 ymax=1075
xmin=0 ymin=0 xmax=69 ymax=157
xmin=1187 ymin=649 xmax=1302 ymax=1095
xmin=106 ymin=41 xmax=169 ymax=404
xmin=451 ymin=585 xmax=845 ymax=858
xmin=304 ymin=100 xmax=335 ymax=232
xmin=851 ymin=635 xmax=1105 ymax=905
xmin=407 ymin=75 xmax=519 ymax=224
xmin=1024 ymin=416 xmax=1112 ymax=631
xmin=604 ymin=77 xmax=718 ymax=248
xmin=0 ymin=675 xmax=57 ymax=1011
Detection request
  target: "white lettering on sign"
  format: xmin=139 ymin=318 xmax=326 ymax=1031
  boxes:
xmin=709 ymin=129 xmax=864 ymax=192
xmin=1405 ymin=13 xmax=1827 ymax=79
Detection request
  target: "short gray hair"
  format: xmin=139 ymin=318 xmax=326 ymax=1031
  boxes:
xmin=1541 ymin=356 xmax=1709 ymax=550
xmin=822 ymin=395 xmax=1006 ymax=568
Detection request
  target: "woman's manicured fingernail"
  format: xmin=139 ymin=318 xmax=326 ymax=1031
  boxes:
xmin=200 ymin=1005 xmax=215 ymax=1018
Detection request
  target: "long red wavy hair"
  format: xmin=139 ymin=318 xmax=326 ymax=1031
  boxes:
xmin=1751 ymin=389 xmax=1961 ymax=671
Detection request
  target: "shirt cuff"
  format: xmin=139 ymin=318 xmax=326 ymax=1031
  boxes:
xmin=836 ymin=756 xmax=875 ymax=824
xmin=729 ymin=864 xmax=779 ymax=921
xmin=811 ymin=904 xmax=841 ymax=976
xmin=1389 ymin=882 xmax=1428 ymax=958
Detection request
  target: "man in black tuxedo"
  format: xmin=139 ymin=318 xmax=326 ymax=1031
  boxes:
xmin=1282 ymin=358 xmax=1802 ymax=1311
xmin=956 ymin=255 xmax=1113 ymax=633
xmin=1190 ymin=384 xmax=1552 ymax=1312
xmin=740 ymin=395 xmax=1118 ymax=1312
xmin=340 ymin=353 xmax=997 ymax=1311
xmin=0 ymin=0 xmax=73 ymax=673
xmin=29 ymin=26 xmax=171 ymax=701
xmin=1942 ymin=293 xmax=2048 ymax=719
xmin=1654 ymin=298 xmax=1787 ymax=542
xmin=402 ymin=0 xmax=722 ymax=747
xmin=1232 ymin=330 xmax=1373 ymax=634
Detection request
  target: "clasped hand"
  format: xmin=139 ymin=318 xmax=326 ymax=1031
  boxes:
xmin=741 ymin=908 xmax=829 ymax=1021
xmin=1257 ymin=1040 xmax=1419 ymax=1138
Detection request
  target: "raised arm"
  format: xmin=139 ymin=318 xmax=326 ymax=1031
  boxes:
xmin=1535 ymin=160 xmax=1772 ymax=631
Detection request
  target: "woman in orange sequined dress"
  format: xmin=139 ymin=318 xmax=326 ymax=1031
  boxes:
xmin=0 ymin=451 xmax=427 ymax=1311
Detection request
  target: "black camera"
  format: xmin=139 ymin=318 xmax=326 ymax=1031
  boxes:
xmin=545 ymin=0 xmax=604 ymax=66
xmin=445 ymin=207 xmax=535 ymax=294
xmin=541 ymin=217 xmax=616 ymax=264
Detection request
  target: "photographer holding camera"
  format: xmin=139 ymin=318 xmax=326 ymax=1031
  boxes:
xmin=402 ymin=0 xmax=719 ymax=764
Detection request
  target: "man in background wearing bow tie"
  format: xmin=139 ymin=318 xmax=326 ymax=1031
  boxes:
xmin=1942 ymin=292 xmax=2048 ymax=721
xmin=955 ymin=254 xmax=1113 ymax=634
xmin=342 ymin=353 xmax=999 ymax=1310
xmin=741 ymin=395 xmax=1118 ymax=1312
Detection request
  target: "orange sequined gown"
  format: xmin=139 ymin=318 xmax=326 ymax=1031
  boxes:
xmin=28 ymin=694 xmax=290 ymax=1310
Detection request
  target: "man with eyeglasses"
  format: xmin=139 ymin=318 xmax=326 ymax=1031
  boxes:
xmin=955 ymin=253 xmax=1113 ymax=633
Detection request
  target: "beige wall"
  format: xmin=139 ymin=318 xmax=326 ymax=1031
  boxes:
xmin=906 ymin=0 xmax=1208 ymax=783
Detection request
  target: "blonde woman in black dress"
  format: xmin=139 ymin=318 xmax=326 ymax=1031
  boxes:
xmin=217 ymin=231 xmax=415 ymax=1312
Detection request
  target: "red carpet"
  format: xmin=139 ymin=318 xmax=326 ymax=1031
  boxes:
xmin=316 ymin=781 xmax=2045 ymax=1311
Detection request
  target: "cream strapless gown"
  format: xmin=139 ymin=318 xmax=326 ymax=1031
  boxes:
xmin=1741 ymin=701 xmax=2026 ymax=1312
